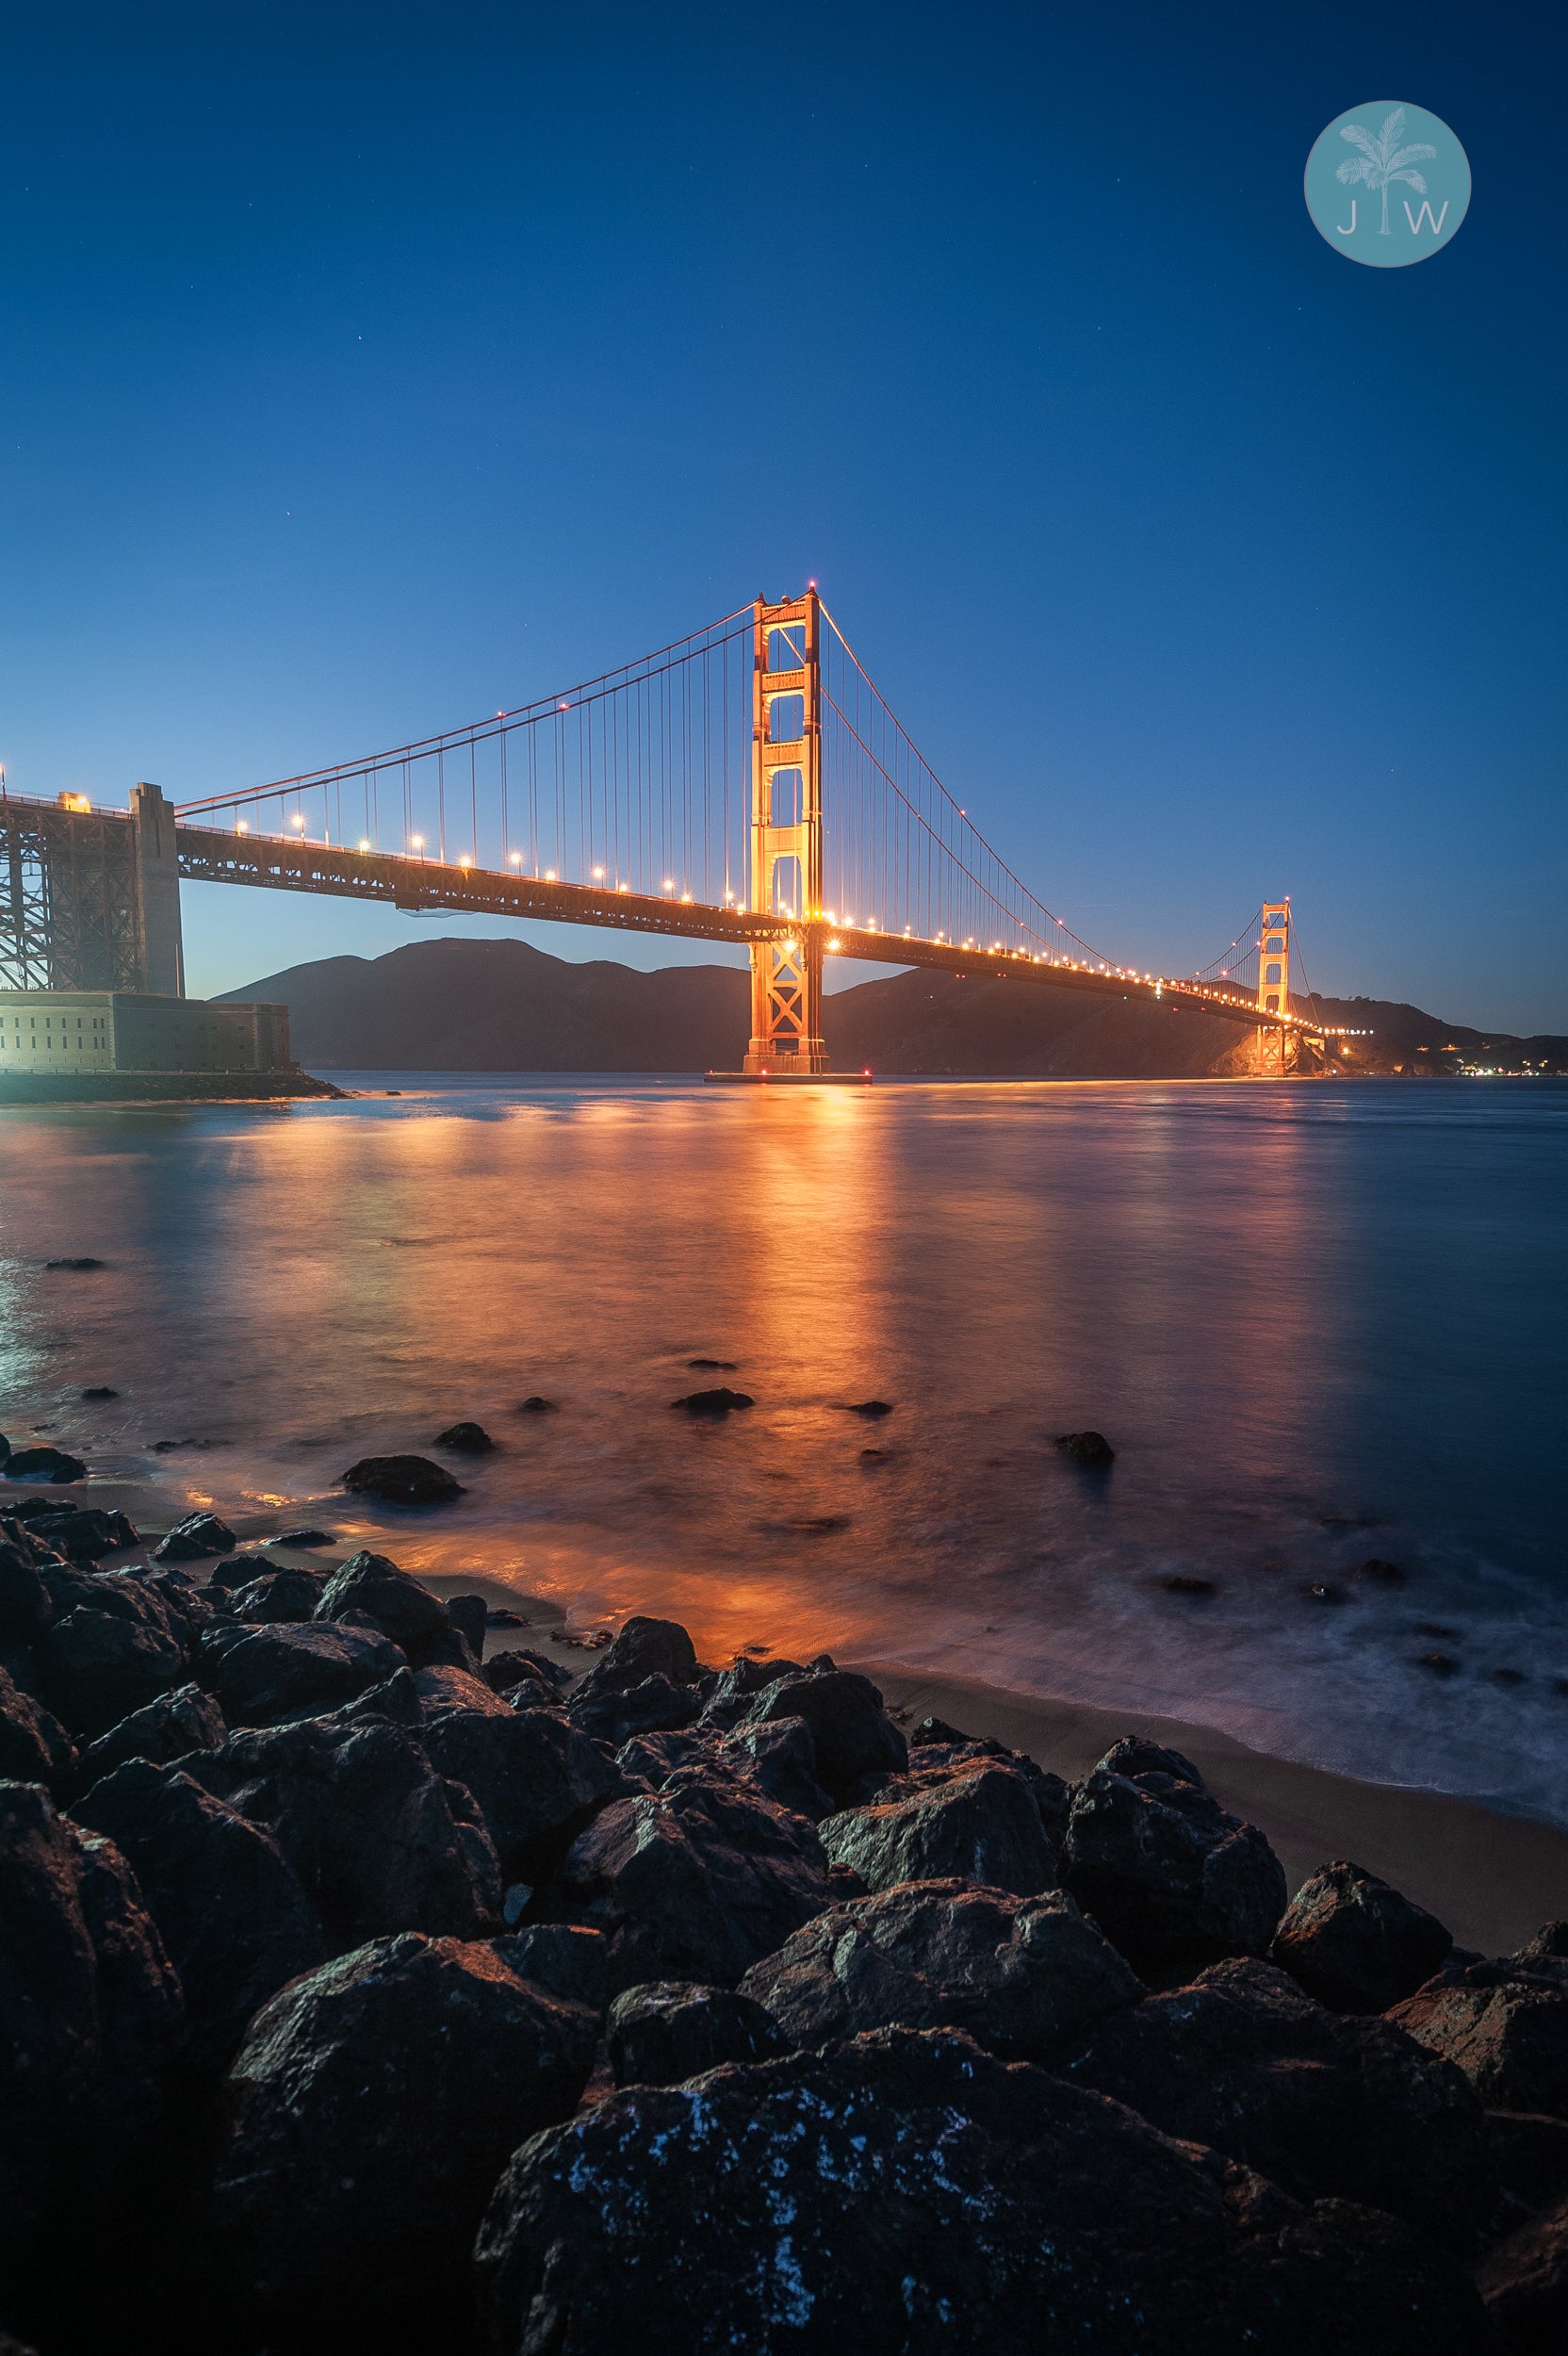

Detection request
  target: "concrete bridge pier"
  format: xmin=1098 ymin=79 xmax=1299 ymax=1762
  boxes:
xmin=129 ymin=782 xmax=185 ymax=995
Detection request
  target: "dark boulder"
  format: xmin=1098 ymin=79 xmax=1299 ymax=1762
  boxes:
xmin=671 ymin=1385 xmax=753 ymax=1414
xmin=616 ymin=1725 xmax=719 ymax=1786
xmin=4 ymin=1447 xmax=86 ymax=1482
xmin=844 ymin=1398 xmax=893 ymax=1416
xmin=271 ymin=1527 xmax=334 ymax=1546
xmin=571 ymin=1613 xmax=701 ymax=1701
xmin=1097 ymin=1734 xmax=1206 ymax=1785
xmin=74 ymin=1758 xmax=327 ymax=2072
xmin=497 ymin=1924 xmax=610 ymax=2015
xmin=152 ymin=1510 xmax=237 ymax=1562
xmin=1390 ymin=1961 xmax=1568 ymax=2118
xmin=36 ymin=1604 xmax=187 ymax=1737
xmin=340 ymin=1454 xmax=463 ymax=1505
xmin=422 ymin=1705 xmax=625 ymax=1880
xmin=474 ymin=2026 xmax=1490 ymax=2356
xmin=515 ymin=1396 xmax=558 ymax=1413
xmin=1476 ymin=2195 xmax=1568 ymax=2354
xmin=719 ymin=1715 xmax=834 ymax=1821
xmin=1268 ymin=1860 xmax=1454 ymax=2011
xmin=447 ymin=1592 xmax=489 ymax=1656
xmin=1063 ymin=1955 xmax=1490 ymax=2237
xmin=313 ymin=1547 xmax=449 ymax=1649
xmin=74 ymin=1680 xmax=225 ymax=1785
xmin=568 ymin=1670 xmax=701 ymax=1747
xmin=743 ymin=1667 xmax=907 ymax=1804
xmin=0 ymin=1667 xmax=74 ymax=1790
xmin=820 ymin=1758 xmax=1058 ymax=1897
xmin=699 ymin=1653 xmax=809 ymax=1731
xmin=414 ymin=1663 xmax=512 ymax=1719
xmin=206 ymin=1933 xmax=596 ymax=2350
xmin=1510 ymin=1922 xmax=1568 ymax=1988
xmin=21 ymin=1506 xmax=138 ymax=1562
xmin=187 ymin=1714 xmax=500 ymax=1946
xmin=742 ymin=1878 xmax=1141 ymax=2062
xmin=0 ymin=1542 xmax=53 ymax=1642
xmin=0 ymin=1781 xmax=182 ymax=2285
xmin=199 ymin=1619 xmax=406 ymax=1725
xmin=1061 ymin=1763 xmax=1287 ymax=1970
xmin=554 ymin=1766 xmax=833 ymax=1993
xmin=608 ymin=1980 xmax=782 ymax=2086
xmin=230 ymin=1565 xmax=328 ymax=1622
xmin=435 ymin=1421 xmax=495 ymax=1453
xmin=1055 ymin=1430 xmax=1116 ymax=1467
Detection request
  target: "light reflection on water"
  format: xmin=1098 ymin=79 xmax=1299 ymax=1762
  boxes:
xmin=1 ymin=1075 xmax=1565 ymax=1818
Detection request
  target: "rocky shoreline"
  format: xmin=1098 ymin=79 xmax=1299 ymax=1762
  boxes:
xmin=4 ymin=1501 xmax=1568 ymax=2353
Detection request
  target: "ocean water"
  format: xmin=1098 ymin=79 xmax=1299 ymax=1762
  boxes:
xmin=2 ymin=1075 xmax=1565 ymax=1820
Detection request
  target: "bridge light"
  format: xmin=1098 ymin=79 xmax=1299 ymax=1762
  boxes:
xmin=827 ymin=938 xmax=841 ymax=952
xmin=545 ymin=867 xmax=557 ymax=881
xmin=458 ymin=856 xmax=471 ymax=869
xmin=618 ymin=880 xmax=629 ymax=892
xmin=662 ymin=877 xmax=674 ymax=892
xmin=680 ymin=892 xmax=693 ymax=903
xmin=510 ymin=851 xmax=522 ymax=865
xmin=358 ymin=837 xmax=370 ymax=852
xmin=410 ymin=834 xmax=424 ymax=850
xmin=592 ymin=865 xmax=604 ymax=880
xmin=237 ymin=819 xmax=249 ymax=834
xmin=290 ymin=812 xmax=305 ymax=831
xmin=903 ymin=925 xmax=911 ymax=937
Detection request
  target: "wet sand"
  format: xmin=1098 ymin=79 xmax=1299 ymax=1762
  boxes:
xmin=858 ymin=1661 xmax=1568 ymax=1957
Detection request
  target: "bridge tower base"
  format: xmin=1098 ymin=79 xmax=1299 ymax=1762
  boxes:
xmin=743 ymin=592 xmax=829 ymax=1074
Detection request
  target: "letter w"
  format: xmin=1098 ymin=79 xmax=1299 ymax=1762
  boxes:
xmin=1404 ymin=199 xmax=1450 ymax=236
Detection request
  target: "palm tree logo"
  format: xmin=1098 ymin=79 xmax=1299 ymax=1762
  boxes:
xmin=1335 ymin=106 xmax=1438 ymax=235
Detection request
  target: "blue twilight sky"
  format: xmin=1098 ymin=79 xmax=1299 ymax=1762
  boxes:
xmin=2 ymin=2 xmax=1563 ymax=1027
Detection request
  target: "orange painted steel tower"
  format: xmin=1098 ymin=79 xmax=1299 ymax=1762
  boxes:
xmin=743 ymin=592 xmax=830 ymax=1073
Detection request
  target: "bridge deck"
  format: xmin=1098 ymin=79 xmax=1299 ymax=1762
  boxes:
xmin=173 ymin=825 xmax=1301 ymax=1033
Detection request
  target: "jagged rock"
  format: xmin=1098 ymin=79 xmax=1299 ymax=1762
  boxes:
xmin=313 ymin=1548 xmax=449 ymax=1652
xmin=1268 ymin=1860 xmax=1453 ymax=2011
xmin=497 ymin=1924 xmax=609 ymax=2015
xmin=4 ymin=1447 xmax=87 ymax=1482
xmin=230 ymin=1565 xmax=328 ymax=1622
xmin=0 ymin=1542 xmax=54 ymax=1642
xmin=820 ymin=1758 xmax=1058 ymax=1897
xmin=272 ymin=1528 xmax=333 ymax=1547
xmin=554 ymin=1766 xmax=833 ymax=1993
xmin=1063 ymin=1955 xmax=1490 ymax=2237
xmin=1511 ymin=1922 xmax=1568 ymax=1988
xmin=330 ymin=1664 xmax=427 ymax=1730
xmin=36 ymin=1603 xmax=187 ymax=1737
xmin=608 ymin=1980 xmax=782 ymax=2086
xmin=1097 ymin=1735 xmax=1206 ymax=1786
xmin=414 ymin=1663 xmax=512 ymax=1719
xmin=0 ymin=1781 xmax=182 ymax=2292
xmin=743 ymin=1667 xmax=907 ymax=1803
xmin=906 ymin=1735 xmax=1073 ymax=1847
xmin=1061 ymin=1762 xmax=1287 ymax=1969
xmin=74 ymin=1680 xmax=225 ymax=1785
xmin=435 ymin=1421 xmax=495 ymax=1453
xmin=742 ymin=1878 xmax=1141 ymax=2061
xmin=340 ymin=1454 xmax=463 ymax=1505
xmin=719 ymin=1715 xmax=834 ymax=1820
xmin=1476 ymin=2195 xmax=1568 ymax=2353
xmin=199 ymin=1619 xmax=406 ymax=1725
xmin=0 ymin=1667 xmax=74 ymax=1790
xmin=185 ymin=1715 xmax=500 ymax=1946
xmin=1390 ymin=1960 xmax=1568 ymax=2118
xmin=20 ymin=1507 xmax=138 ymax=1562
xmin=447 ymin=1593 xmax=489 ymax=1656
xmin=422 ymin=1706 xmax=624 ymax=1879
xmin=699 ymin=1654 xmax=810 ymax=1733
xmin=206 ymin=1933 xmax=596 ymax=2348
xmin=474 ymin=2027 xmax=1491 ymax=2356
xmin=74 ymin=1759 xmax=326 ymax=2072
xmin=568 ymin=1670 xmax=701 ymax=1747
xmin=485 ymin=1648 xmax=564 ymax=1701
xmin=152 ymin=1511 xmax=237 ymax=1562
xmin=616 ymin=1725 xmax=717 ymax=1785
xmin=572 ymin=1614 xmax=702 ymax=1701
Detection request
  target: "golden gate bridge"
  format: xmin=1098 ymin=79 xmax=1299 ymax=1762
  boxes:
xmin=0 ymin=590 xmax=1314 ymax=1072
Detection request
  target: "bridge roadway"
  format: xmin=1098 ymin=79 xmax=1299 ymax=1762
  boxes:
xmin=174 ymin=823 xmax=1303 ymax=1035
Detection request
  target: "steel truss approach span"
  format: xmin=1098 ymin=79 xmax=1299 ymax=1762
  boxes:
xmin=3 ymin=592 xmax=1322 ymax=1066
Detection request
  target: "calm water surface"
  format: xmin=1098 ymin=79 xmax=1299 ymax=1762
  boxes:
xmin=2 ymin=1077 xmax=1564 ymax=1817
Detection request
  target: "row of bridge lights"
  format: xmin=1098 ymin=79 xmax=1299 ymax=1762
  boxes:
xmin=243 ymin=814 xmax=1278 ymax=1022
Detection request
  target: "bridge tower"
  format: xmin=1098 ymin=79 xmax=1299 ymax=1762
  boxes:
xmin=744 ymin=591 xmax=829 ymax=1073
xmin=1254 ymin=897 xmax=1291 ymax=1072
